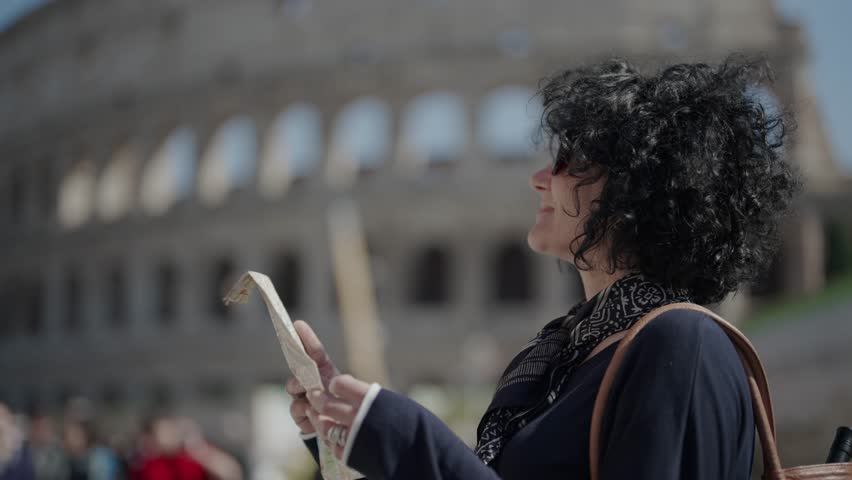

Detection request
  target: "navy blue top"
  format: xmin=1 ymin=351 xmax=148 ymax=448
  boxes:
xmin=305 ymin=309 xmax=755 ymax=479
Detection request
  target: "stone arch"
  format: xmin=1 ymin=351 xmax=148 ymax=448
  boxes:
xmin=140 ymin=126 xmax=198 ymax=215
xmin=409 ymin=244 xmax=452 ymax=305
xmin=58 ymin=159 xmax=97 ymax=229
xmin=400 ymin=91 xmax=467 ymax=167
xmin=154 ymin=260 xmax=178 ymax=326
xmin=259 ymin=103 xmax=322 ymax=198
xmin=63 ymin=266 xmax=83 ymax=332
xmin=491 ymin=240 xmax=535 ymax=303
xmin=329 ymin=96 xmax=391 ymax=183
xmin=97 ymin=143 xmax=138 ymax=221
xmin=209 ymin=256 xmax=236 ymax=322
xmin=104 ymin=261 xmax=127 ymax=329
xmin=198 ymin=115 xmax=258 ymax=206
xmin=270 ymin=251 xmax=302 ymax=312
xmin=477 ymin=85 xmax=541 ymax=161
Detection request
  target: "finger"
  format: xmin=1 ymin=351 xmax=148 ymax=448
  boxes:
xmin=290 ymin=398 xmax=315 ymax=434
xmin=313 ymin=415 xmax=350 ymax=458
xmin=285 ymin=377 xmax=306 ymax=396
xmin=305 ymin=407 xmax=320 ymax=433
xmin=290 ymin=397 xmax=310 ymax=422
xmin=314 ymin=397 xmax=357 ymax=426
xmin=329 ymin=374 xmax=370 ymax=403
xmin=305 ymin=388 xmax=329 ymax=412
xmin=297 ymin=416 xmax=314 ymax=434
xmin=294 ymin=320 xmax=332 ymax=367
xmin=306 ymin=389 xmax=331 ymax=412
xmin=315 ymin=415 xmax=334 ymax=444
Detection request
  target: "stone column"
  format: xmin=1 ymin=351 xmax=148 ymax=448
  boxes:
xmin=43 ymin=254 xmax=64 ymax=344
xmin=127 ymin=250 xmax=154 ymax=339
xmin=457 ymin=233 xmax=485 ymax=331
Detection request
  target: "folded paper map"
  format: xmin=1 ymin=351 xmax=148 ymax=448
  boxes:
xmin=223 ymin=271 xmax=361 ymax=480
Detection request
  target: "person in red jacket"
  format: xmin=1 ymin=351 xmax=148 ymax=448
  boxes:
xmin=131 ymin=415 xmax=241 ymax=480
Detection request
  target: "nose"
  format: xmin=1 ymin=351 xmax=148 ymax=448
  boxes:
xmin=529 ymin=165 xmax=551 ymax=193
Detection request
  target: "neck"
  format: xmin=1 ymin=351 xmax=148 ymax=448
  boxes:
xmin=578 ymin=268 xmax=632 ymax=301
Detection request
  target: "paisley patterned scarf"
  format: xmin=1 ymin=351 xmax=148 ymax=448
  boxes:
xmin=474 ymin=272 xmax=691 ymax=465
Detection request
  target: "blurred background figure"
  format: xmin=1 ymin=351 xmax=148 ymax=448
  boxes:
xmin=0 ymin=402 xmax=34 ymax=480
xmin=27 ymin=411 xmax=69 ymax=480
xmin=131 ymin=414 xmax=242 ymax=480
xmin=62 ymin=418 xmax=120 ymax=480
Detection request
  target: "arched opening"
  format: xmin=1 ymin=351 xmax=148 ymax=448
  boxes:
xmin=330 ymin=97 xmax=391 ymax=180
xmin=97 ymin=144 xmax=138 ymax=221
xmin=106 ymin=264 xmax=126 ymax=329
xmin=271 ymin=252 xmax=302 ymax=313
xmin=259 ymin=103 xmax=322 ymax=197
xmin=155 ymin=262 xmax=178 ymax=326
xmin=478 ymin=86 xmax=541 ymax=162
xmin=400 ymin=91 xmax=467 ymax=167
xmin=492 ymin=241 xmax=535 ymax=303
xmin=140 ymin=126 xmax=197 ymax=215
xmin=64 ymin=267 xmax=83 ymax=332
xmin=409 ymin=245 xmax=452 ymax=305
xmin=58 ymin=160 xmax=96 ymax=229
xmin=199 ymin=116 xmax=258 ymax=206
xmin=209 ymin=257 xmax=236 ymax=323
xmin=0 ymin=276 xmax=41 ymax=337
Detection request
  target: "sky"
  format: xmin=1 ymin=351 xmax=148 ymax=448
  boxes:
xmin=0 ymin=0 xmax=849 ymax=172
xmin=0 ymin=0 xmax=49 ymax=31
xmin=775 ymin=0 xmax=852 ymax=172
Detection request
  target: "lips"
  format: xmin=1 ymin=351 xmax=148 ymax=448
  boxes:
xmin=538 ymin=206 xmax=555 ymax=213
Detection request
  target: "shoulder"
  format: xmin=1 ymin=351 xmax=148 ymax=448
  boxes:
xmin=629 ymin=307 xmax=736 ymax=361
xmin=613 ymin=307 xmax=749 ymax=401
xmin=598 ymin=308 xmax=755 ymax=479
xmin=606 ymin=307 xmax=750 ymax=412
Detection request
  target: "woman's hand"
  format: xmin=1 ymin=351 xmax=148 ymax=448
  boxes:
xmin=285 ymin=320 xmax=341 ymax=435
xmin=305 ymin=374 xmax=372 ymax=459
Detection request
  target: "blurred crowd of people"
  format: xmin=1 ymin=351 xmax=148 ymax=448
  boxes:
xmin=0 ymin=402 xmax=243 ymax=480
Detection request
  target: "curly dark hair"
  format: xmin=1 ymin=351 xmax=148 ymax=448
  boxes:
xmin=538 ymin=57 xmax=802 ymax=304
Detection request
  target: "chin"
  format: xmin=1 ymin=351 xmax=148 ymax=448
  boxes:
xmin=526 ymin=230 xmax=549 ymax=254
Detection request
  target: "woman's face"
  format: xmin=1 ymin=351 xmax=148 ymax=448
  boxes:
xmin=527 ymin=165 xmax=605 ymax=264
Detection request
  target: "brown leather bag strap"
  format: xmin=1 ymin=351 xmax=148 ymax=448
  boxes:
xmin=588 ymin=303 xmax=785 ymax=480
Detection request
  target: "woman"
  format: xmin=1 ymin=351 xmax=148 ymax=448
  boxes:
xmin=285 ymin=58 xmax=801 ymax=479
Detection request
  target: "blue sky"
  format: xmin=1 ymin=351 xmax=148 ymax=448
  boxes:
xmin=775 ymin=0 xmax=852 ymax=172
xmin=1 ymin=0 xmax=850 ymax=172
xmin=0 ymin=0 xmax=49 ymax=31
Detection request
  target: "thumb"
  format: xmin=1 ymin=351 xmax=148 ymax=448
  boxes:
xmin=294 ymin=320 xmax=332 ymax=367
